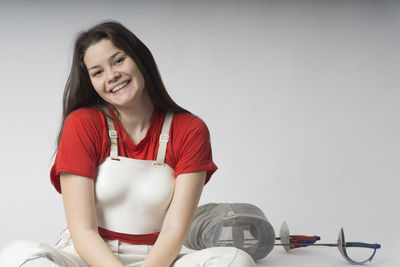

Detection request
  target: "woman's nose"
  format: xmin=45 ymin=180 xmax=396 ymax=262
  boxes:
xmin=107 ymin=69 xmax=121 ymax=83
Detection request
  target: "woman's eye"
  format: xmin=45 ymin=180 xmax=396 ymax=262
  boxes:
xmin=92 ymin=70 xmax=102 ymax=77
xmin=115 ymin=57 xmax=125 ymax=65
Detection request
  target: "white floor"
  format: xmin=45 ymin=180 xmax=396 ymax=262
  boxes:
xmin=250 ymin=247 xmax=393 ymax=267
xmin=257 ymin=251 xmax=386 ymax=267
xmin=181 ymin=244 xmax=396 ymax=267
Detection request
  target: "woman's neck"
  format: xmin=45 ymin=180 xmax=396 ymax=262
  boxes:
xmin=115 ymin=91 xmax=155 ymax=135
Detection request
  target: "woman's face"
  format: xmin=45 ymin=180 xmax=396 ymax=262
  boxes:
xmin=83 ymin=39 xmax=145 ymax=109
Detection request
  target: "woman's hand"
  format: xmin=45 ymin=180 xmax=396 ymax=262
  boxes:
xmin=60 ymin=172 xmax=125 ymax=267
xmin=141 ymin=171 xmax=206 ymax=267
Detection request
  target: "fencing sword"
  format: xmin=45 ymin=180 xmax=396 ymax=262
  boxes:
xmin=275 ymin=221 xmax=381 ymax=265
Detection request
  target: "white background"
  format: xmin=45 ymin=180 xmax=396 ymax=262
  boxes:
xmin=0 ymin=1 xmax=399 ymax=266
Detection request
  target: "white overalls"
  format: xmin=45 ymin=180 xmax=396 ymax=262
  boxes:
xmin=0 ymin=111 xmax=256 ymax=267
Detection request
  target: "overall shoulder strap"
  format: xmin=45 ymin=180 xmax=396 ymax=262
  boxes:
xmin=106 ymin=115 xmax=119 ymax=160
xmin=154 ymin=111 xmax=174 ymax=167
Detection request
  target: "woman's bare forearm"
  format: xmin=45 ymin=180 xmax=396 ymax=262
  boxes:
xmin=70 ymin=228 xmax=124 ymax=267
xmin=141 ymin=171 xmax=206 ymax=267
xmin=60 ymin=173 xmax=124 ymax=267
xmin=141 ymin=227 xmax=185 ymax=267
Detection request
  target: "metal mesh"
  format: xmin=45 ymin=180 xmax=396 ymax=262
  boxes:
xmin=184 ymin=203 xmax=275 ymax=261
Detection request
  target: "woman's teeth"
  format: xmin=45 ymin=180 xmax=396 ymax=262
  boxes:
xmin=112 ymin=81 xmax=129 ymax=93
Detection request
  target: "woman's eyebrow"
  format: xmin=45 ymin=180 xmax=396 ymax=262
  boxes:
xmin=109 ymin=51 xmax=122 ymax=61
xmin=87 ymin=51 xmax=122 ymax=71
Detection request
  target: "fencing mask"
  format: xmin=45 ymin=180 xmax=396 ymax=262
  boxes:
xmin=184 ymin=203 xmax=275 ymax=261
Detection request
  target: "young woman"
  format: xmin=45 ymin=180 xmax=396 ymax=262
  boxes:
xmin=0 ymin=21 xmax=256 ymax=267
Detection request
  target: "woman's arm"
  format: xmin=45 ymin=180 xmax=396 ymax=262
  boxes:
xmin=60 ymin=172 xmax=124 ymax=267
xmin=141 ymin=171 xmax=206 ymax=267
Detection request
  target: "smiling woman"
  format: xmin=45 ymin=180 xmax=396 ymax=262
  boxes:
xmin=0 ymin=20 xmax=255 ymax=267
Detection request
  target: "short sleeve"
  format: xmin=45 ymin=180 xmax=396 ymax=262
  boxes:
xmin=174 ymin=117 xmax=218 ymax=185
xmin=50 ymin=108 xmax=104 ymax=193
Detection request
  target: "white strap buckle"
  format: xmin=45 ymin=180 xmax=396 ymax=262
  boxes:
xmin=159 ymin=133 xmax=169 ymax=143
xmin=152 ymin=161 xmax=165 ymax=167
xmin=109 ymin=130 xmax=118 ymax=139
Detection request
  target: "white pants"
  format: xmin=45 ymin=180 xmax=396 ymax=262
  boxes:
xmin=0 ymin=231 xmax=255 ymax=267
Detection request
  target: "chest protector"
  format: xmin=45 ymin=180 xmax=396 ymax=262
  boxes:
xmin=95 ymin=111 xmax=175 ymax=234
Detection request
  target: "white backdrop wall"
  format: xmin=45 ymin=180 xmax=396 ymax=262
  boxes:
xmin=0 ymin=1 xmax=399 ymax=266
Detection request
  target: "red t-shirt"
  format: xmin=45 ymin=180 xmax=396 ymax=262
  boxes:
xmin=50 ymin=106 xmax=217 ymax=244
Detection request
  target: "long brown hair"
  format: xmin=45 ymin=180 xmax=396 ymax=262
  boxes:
xmin=56 ymin=20 xmax=188 ymax=148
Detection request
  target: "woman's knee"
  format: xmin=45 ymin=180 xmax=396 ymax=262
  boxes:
xmin=209 ymin=247 xmax=255 ymax=267
xmin=0 ymin=239 xmax=44 ymax=266
xmin=174 ymin=247 xmax=255 ymax=267
xmin=229 ymin=248 xmax=256 ymax=267
xmin=21 ymin=257 xmax=60 ymax=267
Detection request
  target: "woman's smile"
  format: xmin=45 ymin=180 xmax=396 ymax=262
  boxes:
xmin=111 ymin=79 xmax=131 ymax=94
